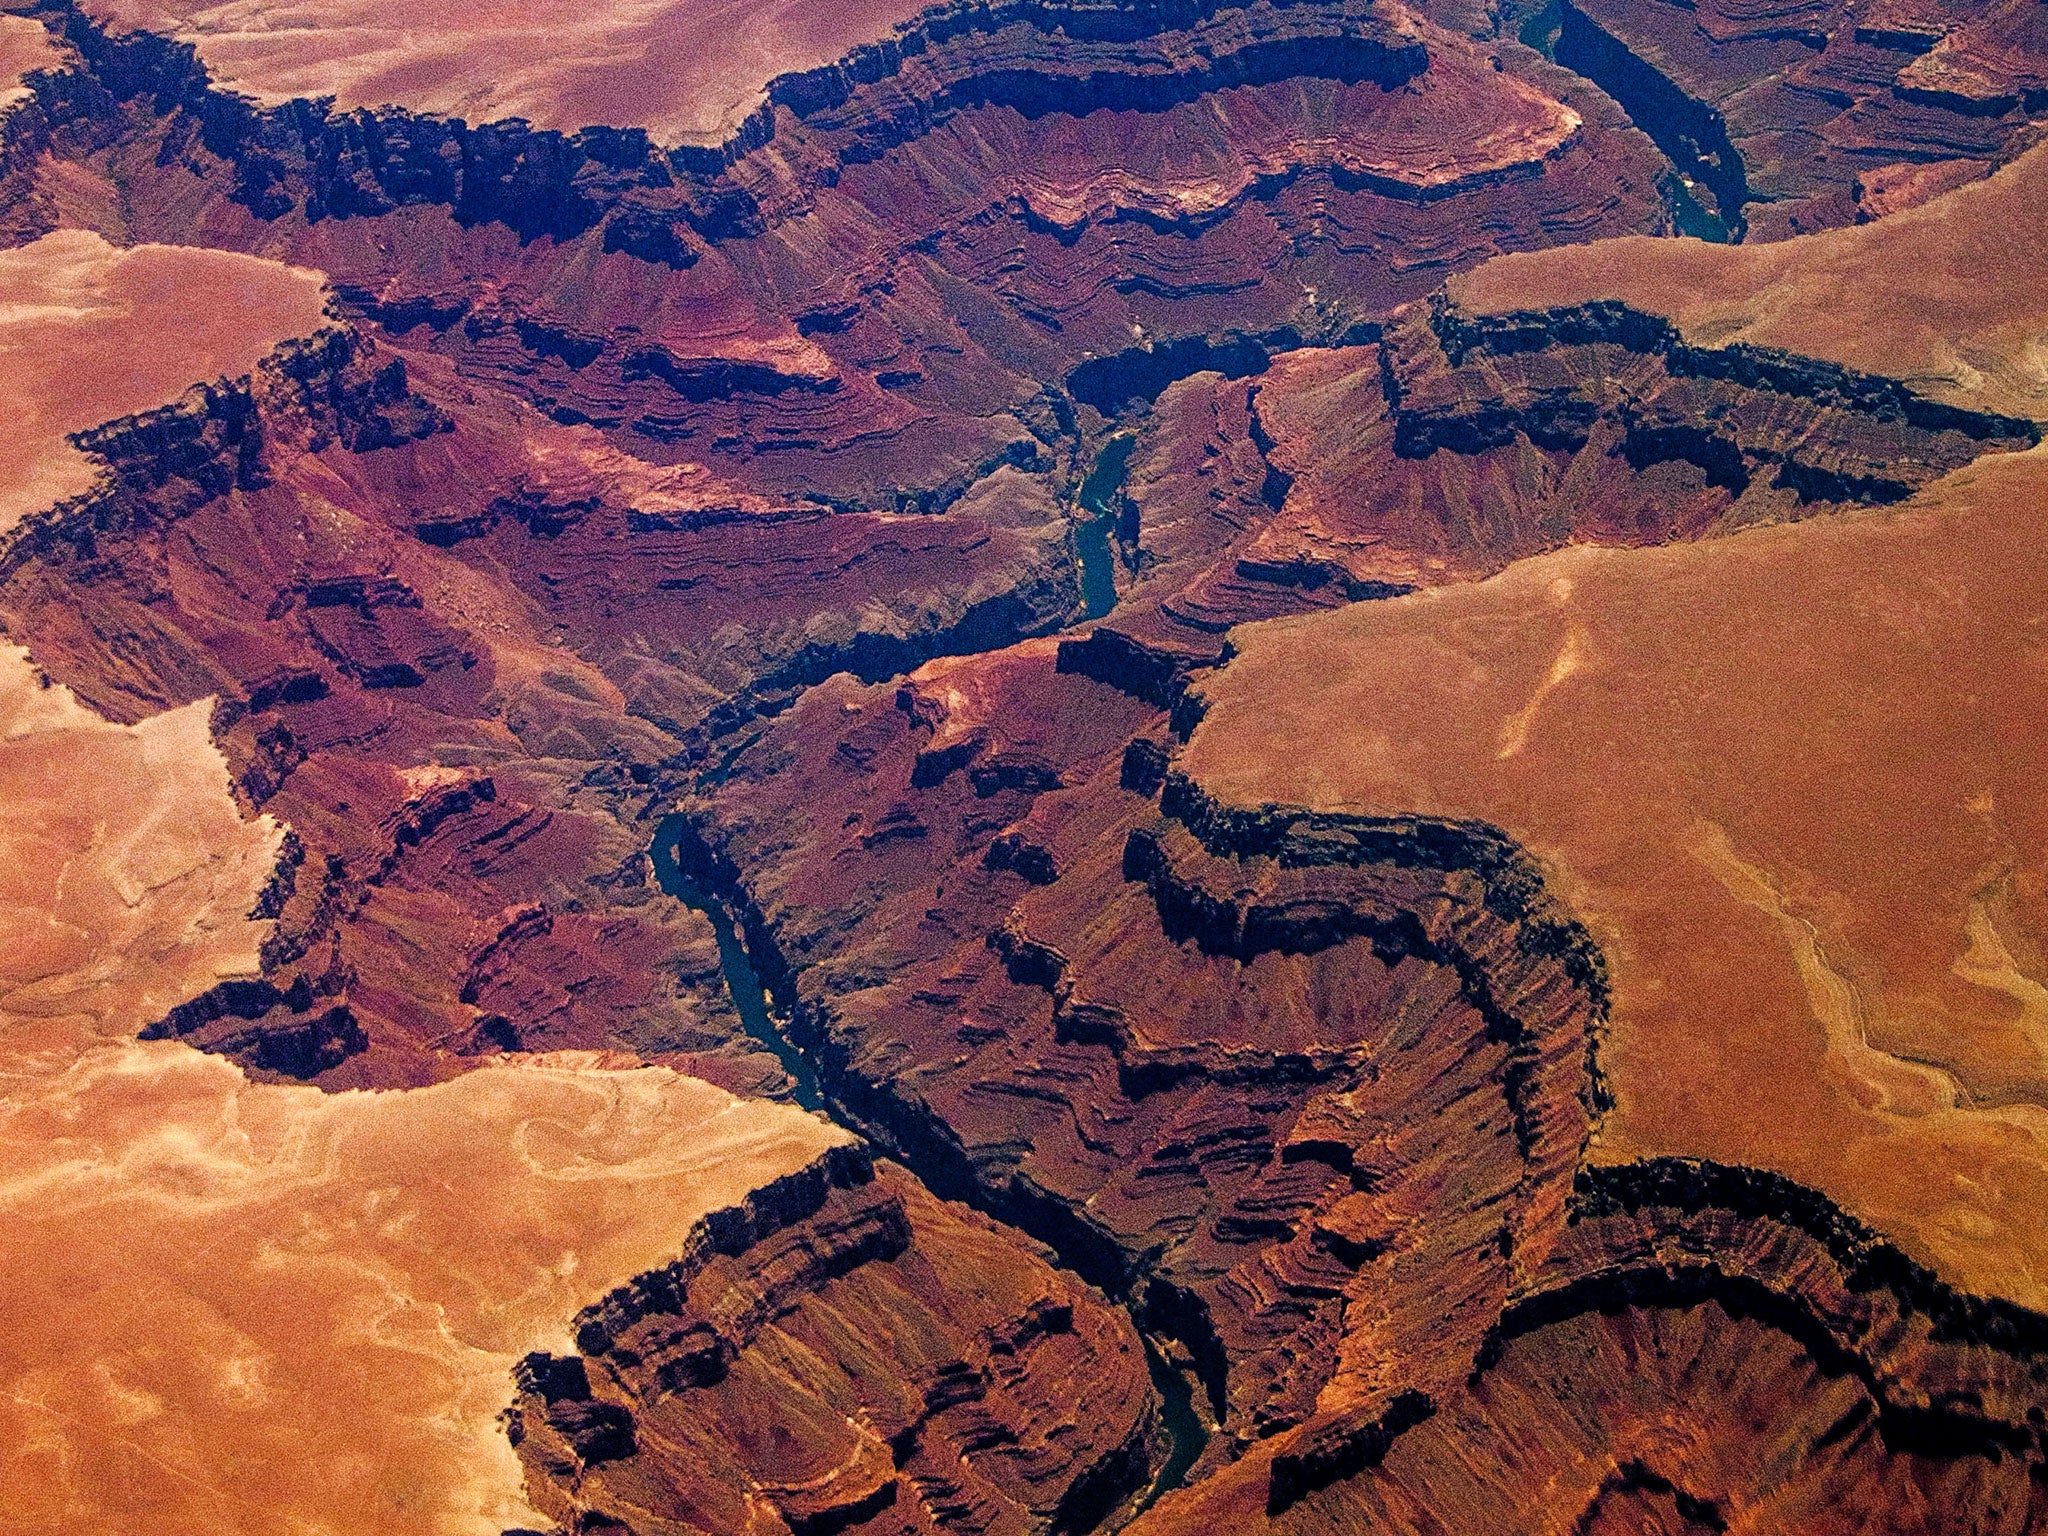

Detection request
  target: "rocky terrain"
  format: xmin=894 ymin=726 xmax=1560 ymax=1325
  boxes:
xmin=0 ymin=637 xmax=853 ymax=1536
xmin=1 ymin=0 xmax=2047 ymax=1532
xmin=1527 ymin=0 xmax=2048 ymax=239
xmin=76 ymin=0 xmax=937 ymax=144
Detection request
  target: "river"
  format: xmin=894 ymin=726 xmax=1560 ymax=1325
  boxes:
xmin=1075 ymin=431 xmax=1138 ymax=620
xmin=650 ymin=814 xmax=826 ymax=1112
xmin=648 ymin=803 xmax=1213 ymax=1522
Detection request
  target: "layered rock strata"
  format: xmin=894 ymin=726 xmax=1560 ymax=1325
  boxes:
xmin=0 ymin=294 xmax=1078 ymax=1088
xmin=0 ymin=637 xmax=857 ymax=1536
xmin=1548 ymin=0 xmax=2048 ymax=239
xmin=78 ymin=0 xmax=935 ymax=145
xmin=1054 ymin=245 xmax=2035 ymax=708
xmin=669 ymin=640 xmax=1602 ymax=1478
xmin=0 ymin=227 xmax=328 ymax=530
xmin=7 ymin=4 xmax=2048 ymax=1534
xmin=515 ymin=1154 xmax=1159 ymax=1536
xmin=1179 ymin=440 xmax=2048 ymax=1309
xmin=1127 ymin=1158 xmax=2048 ymax=1533
xmin=17 ymin=0 xmax=1668 ymax=511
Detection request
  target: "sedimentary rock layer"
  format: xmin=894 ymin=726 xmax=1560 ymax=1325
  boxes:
xmin=1549 ymin=0 xmax=2048 ymax=239
xmin=0 ymin=274 xmax=1074 ymax=1088
xmin=13 ymin=0 xmax=1668 ymax=513
xmin=1126 ymin=1155 xmax=2048 ymax=1534
xmin=0 ymin=638 xmax=853 ymax=1536
xmin=671 ymin=639 xmax=1601 ymax=1474
xmin=517 ymin=1156 xmax=1159 ymax=1535
xmin=0 ymin=228 xmax=327 ymax=529
xmin=1054 ymin=204 xmax=2037 ymax=706
xmin=1180 ymin=152 xmax=2048 ymax=1317
xmin=1182 ymin=439 xmax=2048 ymax=1306
xmin=78 ymin=0 xmax=935 ymax=144
xmin=8 ymin=3 xmax=2048 ymax=1533
xmin=1451 ymin=143 xmax=2048 ymax=422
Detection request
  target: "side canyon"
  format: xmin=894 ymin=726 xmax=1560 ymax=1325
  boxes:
xmin=1 ymin=1 xmax=2046 ymax=1533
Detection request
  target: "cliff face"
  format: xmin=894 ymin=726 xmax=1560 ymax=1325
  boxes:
xmin=15 ymin=0 xmax=1669 ymax=515
xmin=0 ymin=328 xmax=1084 ymax=1092
xmin=1551 ymin=0 xmax=2048 ymax=240
xmin=0 ymin=0 xmax=1684 ymax=1100
xmin=673 ymin=574 xmax=2048 ymax=1534
xmin=515 ymin=1152 xmax=1159 ymax=1536
xmin=1047 ymin=276 xmax=2035 ymax=711
xmin=46 ymin=0 xmax=1508 ymax=239
xmin=666 ymin=640 xmax=1603 ymax=1479
xmin=0 ymin=632 xmax=866 ymax=1536
xmin=8 ymin=2 xmax=2048 ymax=1533
xmin=1129 ymin=1158 xmax=2048 ymax=1534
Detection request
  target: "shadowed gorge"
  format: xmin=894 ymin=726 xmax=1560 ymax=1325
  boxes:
xmin=3 ymin=0 xmax=2048 ymax=1533
xmin=0 ymin=639 xmax=853 ymax=1536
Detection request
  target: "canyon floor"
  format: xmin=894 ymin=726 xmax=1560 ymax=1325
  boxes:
xmin=2 ymin=0 xmax=2047 ymax=1533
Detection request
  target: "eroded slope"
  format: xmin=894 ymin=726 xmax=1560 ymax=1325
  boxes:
xmin=8 ymin=2 xmax=2048 ymax=1533
xmin=0 ymin=228 xmax=326 ymax=527
xmin=1183 ymin=439 xmax=2048 ymax=1306
xmin=0 ymin=637 xmax=854 ymax=1536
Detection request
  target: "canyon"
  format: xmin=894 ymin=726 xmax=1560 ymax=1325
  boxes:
xmin=0 ymin=0 xmax=2046 ymax=1533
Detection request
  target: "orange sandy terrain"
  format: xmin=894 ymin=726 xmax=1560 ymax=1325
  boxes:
xmin=79 ymin=0 xmax=935 ymax=142
xmin=0 ymin=12 xmax=59 ymax=109
xmin=0 ymin=236 xmax=848 ymax=1533
xmin=1184 ymin=402 xmax=2048 ymax=1306
xmin=0 ymin=640 xmax=849 ymax=1535
xmin=0 ymin=229 xmax=328 ymax=531
xmin=1449 ymin=144 xmax=2048 ymax=422
xmin=11 ymin=0 xmax=2048 ymax=1525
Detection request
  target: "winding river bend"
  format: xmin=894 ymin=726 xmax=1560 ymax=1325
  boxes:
xmin=635 ymin=363 xmax=1294 ymax=1524
xmin=650 ymin=814 xmax=826 ymax=1112
xmin=650 ymin=799 xmax=1213 ymax=1522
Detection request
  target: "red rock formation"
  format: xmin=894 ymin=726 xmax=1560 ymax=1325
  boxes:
xmin=78 ymin=0 xmax=937 ymax=144
xmin=667 ymin=639 xmax=1607 ymax=1488
xmin=0 ymin=228 xmax=328 ymax=527
xmin=516 ymin=1154 xmax=1159 ymax=1535
xmin=1549 ymin=0 xmax=2048 ymax=239
xmin=1054 ymin=256 xmax=2036 ymax=708
xmin=0 ymin=635 xmax=860 ymax=1536
xmin=0 ymin=298 xmax=1082 ymax=1087
xmin=8 ymin=3 xmax=2048 ymax=1534
xmin=12 ymin=0 xmax=1668 ymax=512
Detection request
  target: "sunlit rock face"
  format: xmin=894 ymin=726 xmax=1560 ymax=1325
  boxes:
xmin=78 ymin=0 xmax=937 ymax=142
xmin=0 ymin=1049 xmax=849 ymax=1535
xmin=1089 ymin=147 xmax=2048 ymax=1536
xmin=0 ymin=649 xmax=850 ymax=1536
xmin=1447 ymin=144 xmax=2048 ymax=422
xmin=1547 ymin=0 xmax=2048 ymax=241
xmin=1178 ymin=148 xmax=2048 ymax=1315
xmin=1181 ymin=443 xmax=2048 ymax=1307
xmin=9 ymin=0 xmax=2048 ymax=1529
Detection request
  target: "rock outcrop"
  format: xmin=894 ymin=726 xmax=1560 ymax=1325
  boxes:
xmin=667 ymin=640 xmax=1602 ymax=1477
xmin=1050 ymin=252 xmax=2035 ymax=709
xmin=8 ymin=3 xmax=2048 ymax=1534
xmin=514 ymin=1152 xmax=1160 ymax=1536
xmin=0 ymin=228 xmax=330 ymax=531
xmin=16 ymin=0 xmax=1670 ymax=513
xmin=1126 ymin=1157 xmax=2048 ymax=1534
xmin=1547 ymin=0 xmax=2048 ymax=240
xmin=0 ymin=635 xmax=859 ymax=1536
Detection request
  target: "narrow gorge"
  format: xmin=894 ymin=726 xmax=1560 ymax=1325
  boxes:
xmin=1 ymin=0 xmax=2047 ymax=1533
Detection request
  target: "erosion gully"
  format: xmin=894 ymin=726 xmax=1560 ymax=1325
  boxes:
xmin=646 ymin=414 xmax=1216 ymax=1527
